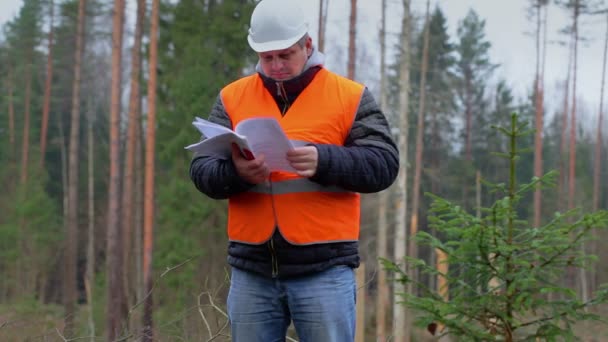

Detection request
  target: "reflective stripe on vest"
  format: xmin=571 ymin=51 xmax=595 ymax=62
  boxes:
xmin=221 ymin=68 xmax=364 ymax=245
xmin=249 ymin=178 xmax=348 ymax=195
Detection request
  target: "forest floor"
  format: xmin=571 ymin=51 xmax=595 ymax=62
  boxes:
xmin=0 ymin=302 xmax=607 ymax=341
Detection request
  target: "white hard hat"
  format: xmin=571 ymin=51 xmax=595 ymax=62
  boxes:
xmin=247 ymin=0 xmax=309 ymax=53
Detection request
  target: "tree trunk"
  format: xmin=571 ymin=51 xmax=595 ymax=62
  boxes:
xmin=17 ymin=60 xmax=31 ymax=294
xmin=20 ymin=59 xmax=32 ymax=185
xmin=317 ymin=0 xmax=327 ymax=53
xmin=593 ymin=11 xmax=607 ymax=213
xmin=533 ymin=0 xmax=545 ymax=228
xmin=106 ymin=0 xmax=127 ymax=339
xmin=435 ymin=248 xmax=450 ymax=340
xmin=347 ymin=0 xmax=357 ymax=80
xmin=135 ymin=109 xmax=145 ymax=312
xmin=409 ymin=0 xmax=431 ymax=296
xmin=567 ymin=0 xmax=589 ymax=303
xmin=85 ymin=99 xmax=96 ymax=342
xmin=7 ymin=67 xmax=15 ymax=153
xmin=122 ymin=0 xmax=146 ymax=327
xmin=143 ymin=0 xmax=160 ymax=339
xmin=376 ymin=1 xmax=389 ymax=340
xmin=590 ymin=9 xmax=608 ymax=298
xmin=568 ymin=0 xmax=579 ymax=212
xmin=394 ymin=0 xmax=411 ymax=341
xmin=558 ymin=40 xmax=572 ymax=213
xmin=40 ymin=0 xmax=54 ymax=168
xmin=64 ymin=0 xmax=87 ymax=337
xmin=464 ymin=72 xmax=472 ymax=162
xmin=57 ymin=106 xmax=70 ymax=307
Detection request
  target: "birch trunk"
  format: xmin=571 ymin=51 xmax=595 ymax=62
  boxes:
xmin=376 ymin=1 xmax=390 ymax=340
xmin=347 ymin=0 xmax=357 ymax=80
xmin=409 ymin=0 xmax=431 ymax=295
xmin=558 ymin=40 xmax=572 ymax=213
xmin=592 ymin=12 xmax=607 ymax=214
xmin=394 ymin=1 xmax=411 ymax=340
xmin=317 ymin=0 xmax=327 ymax=53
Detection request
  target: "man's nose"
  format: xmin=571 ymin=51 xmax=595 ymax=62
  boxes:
xmin=270 ymin=58 xmax=283 ymax=70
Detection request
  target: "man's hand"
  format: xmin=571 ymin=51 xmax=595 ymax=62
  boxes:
xmin=287 ymin=146 xmax=318 ymax=177
xmin=232 ymin=143 xmax=269 ymax=184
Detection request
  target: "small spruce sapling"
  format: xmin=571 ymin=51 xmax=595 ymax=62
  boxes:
xmin=386 ymin=113 xmax=608 ymax=341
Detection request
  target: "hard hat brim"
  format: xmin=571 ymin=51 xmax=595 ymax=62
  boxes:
xmin=247 ymin=28 xmax=307 ymax=53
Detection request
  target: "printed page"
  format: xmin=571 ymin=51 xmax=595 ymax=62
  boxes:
xmin=192 ymin=117 xmax=243 ymax=139
xmin=235 ymin=118 xmax=296 ymax=172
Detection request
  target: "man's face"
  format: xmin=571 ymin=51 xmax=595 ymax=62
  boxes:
xmin=258 ymin=37 xmax=312 ymax=81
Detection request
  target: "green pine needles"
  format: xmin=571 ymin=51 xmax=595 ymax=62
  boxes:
xmin=388 ymin=113 xmax=608 ymax=341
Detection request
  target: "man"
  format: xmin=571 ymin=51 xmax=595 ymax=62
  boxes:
xmin=189 ymin=0 xmax=399 ymax=340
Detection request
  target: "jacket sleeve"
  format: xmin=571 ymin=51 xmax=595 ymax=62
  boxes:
xmin=309 ymin=88 xmax=399 ymax=193
xmin=189 ymin=95 xmax=254 ymax=199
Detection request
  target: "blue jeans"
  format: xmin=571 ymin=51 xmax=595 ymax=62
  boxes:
xmin=227 ymin=265 xmax=356 ymax=342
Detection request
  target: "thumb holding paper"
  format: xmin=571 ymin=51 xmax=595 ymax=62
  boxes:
xmin=231 ymin=143 xmax=270 ymax=184
xmin=286 ymin=146 xmax=318 ymax=178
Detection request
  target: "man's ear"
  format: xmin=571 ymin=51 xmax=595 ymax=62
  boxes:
xmin=306 ymin=36 xmax=313 ymax=56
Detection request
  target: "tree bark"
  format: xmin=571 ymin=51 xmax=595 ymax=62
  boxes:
xmin=409 ymin=0 xmax=431 ymax=295
xmin=20 ymin=58 xmax=32 ymax=185
xmin=40 ymin=0 xmax=54 ymax=168
xmin=568 ymin=0 xmax=579 ymax=212
xmin=64 ymin=0 xmax=87 ymax=337
xmin=558 ymin=39 xmax=572 ymax=213
xmin=135 ymin=109 xmax=145 ymax=313
xmin=85 ymin=99 xmax=96 ymax=342
xmin=533 ymin=0 xmax=545 ymax=228
xmin=593 ymin=11 xmax=607 ymax=213
xmin=435 ymin=248 xmax=450 ymax=340
xmin=567 ymin=0 xmax=589 ymax=303
xmin=347 ymin=0 xmax=357 ymax=80
xmin=376 ymin=1 xmax=389 ymax=340
xmin=15 ymin=50 xmax=34 ymax=286
xmin=464 ymin=72 xmax=472 ymax=162
xmin=143 ymin=0 xmax=160 ymax=339
xmin=122 ymin=0 xmax=146 ymax=326
xmin=106 ymin=0 xmax=127 ymax=339
xmin=589 ymin=8 xmax=607 ymax=300
xmin=317 ymin=0 xmax=327 ymax=53
xmin=394 ymin=1 xmax=411 ymax=341
xmin=7 ymin=68 xmax=15 ymax=155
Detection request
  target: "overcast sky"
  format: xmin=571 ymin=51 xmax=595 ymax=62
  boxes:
xmin=1 ymin=0 xmax=606 ymax=125
xmin=300 ymin=0 xmax=606 ymax=125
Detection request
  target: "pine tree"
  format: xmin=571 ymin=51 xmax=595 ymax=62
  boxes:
xmin=454 ymin=9 xmax=497 ymax=211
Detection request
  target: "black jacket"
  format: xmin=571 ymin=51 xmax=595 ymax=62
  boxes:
xmin=190 ymin=52 xmax=399 ymax=278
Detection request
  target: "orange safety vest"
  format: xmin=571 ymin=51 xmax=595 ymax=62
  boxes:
xmin=221 ymin=68 xmax=364 ymax=245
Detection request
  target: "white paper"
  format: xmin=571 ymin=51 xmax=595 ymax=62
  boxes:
xmin=185 ymin=133 xmax=250 ymax=160
xmin=186 ymin=116 xmax=296 ymax=172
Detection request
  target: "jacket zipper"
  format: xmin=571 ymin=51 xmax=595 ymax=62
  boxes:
xmin=267 ymin=178 xmax=279 ymax=278
xmin=275 ymin=82 xmax=289 ymax=115
xmin=268 ymin=238 xmax=279 ymax=278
